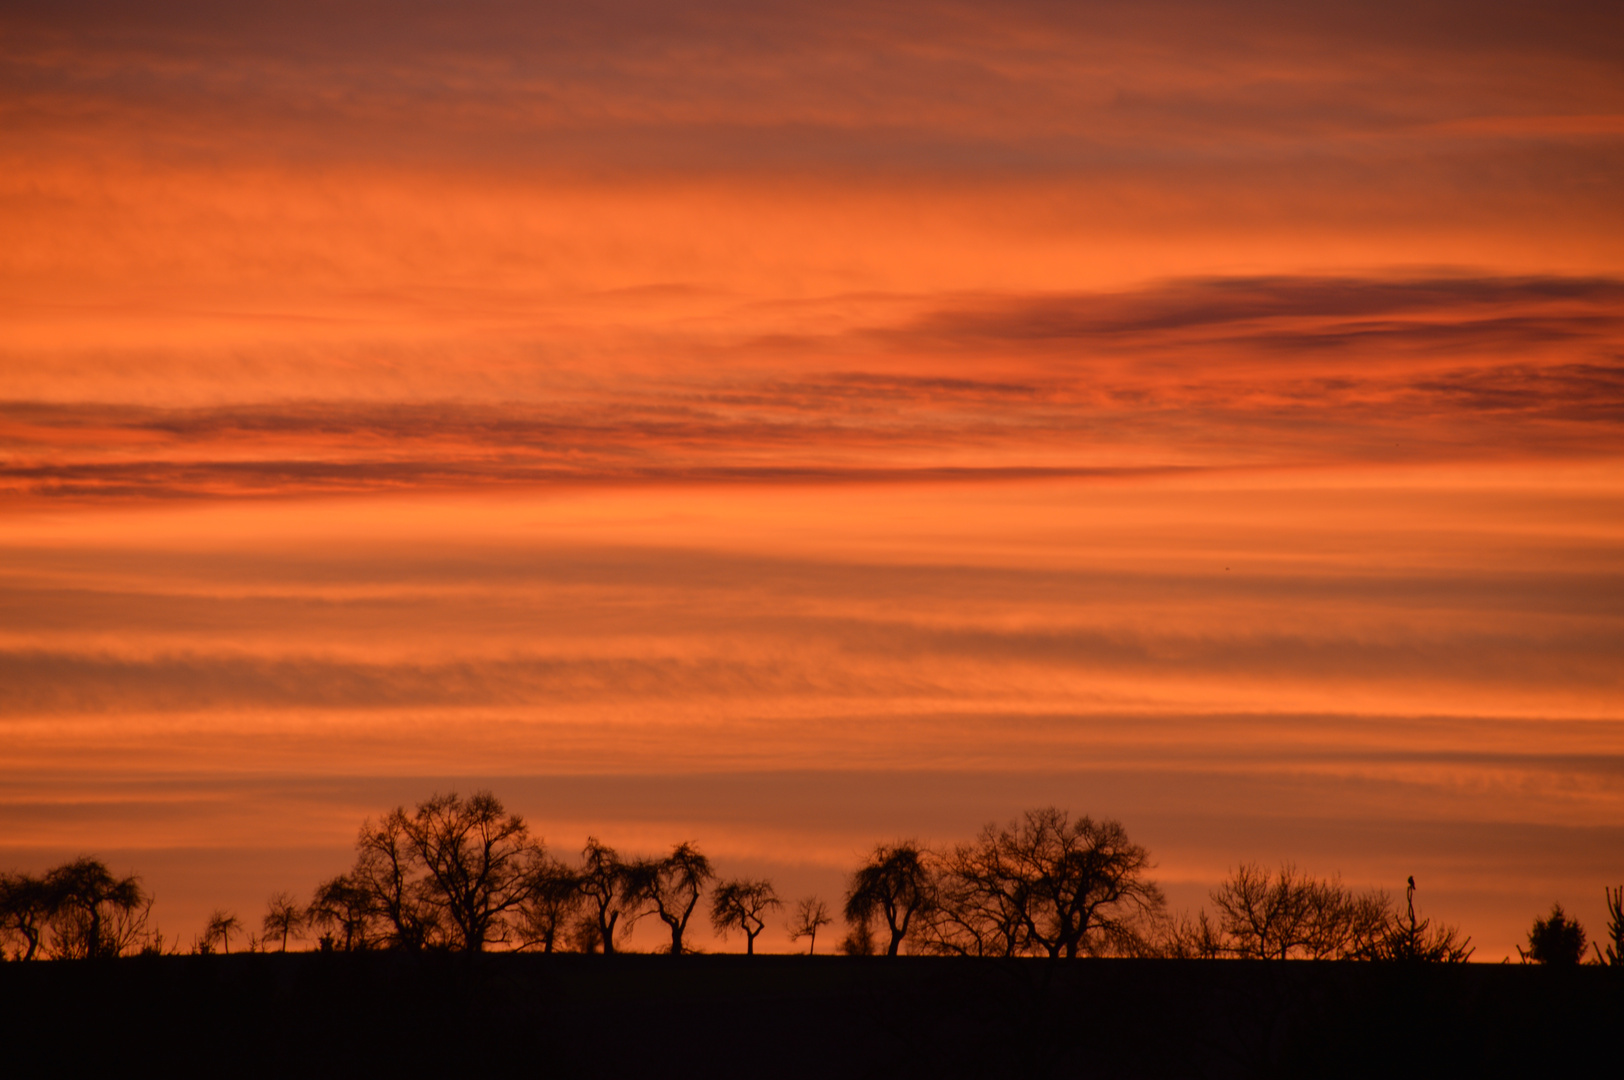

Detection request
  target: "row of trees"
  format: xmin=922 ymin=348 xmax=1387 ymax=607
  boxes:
xmin=291 ymin=792 xmax=795 ymax=955
xmin=0 ymin=858 xmax=152 ymax=960
xmin=841 ymin=809 xmax=1162 ymax=958
xmin=5 ymin=794 xmax=1620 ymax=965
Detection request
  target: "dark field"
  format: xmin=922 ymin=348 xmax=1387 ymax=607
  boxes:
xmin=3 ymin=955 xmax=1617 ymax=1078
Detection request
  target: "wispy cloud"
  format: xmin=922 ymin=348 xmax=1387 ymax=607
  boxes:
xmin=4 ymin=275 xmax=1620 ymax=502
xmin=888 ymin=276 xmax=1624 ymax=345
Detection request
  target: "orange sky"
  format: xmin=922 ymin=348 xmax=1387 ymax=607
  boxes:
xmin=3 ymin=0 xmax=1622 ymax=958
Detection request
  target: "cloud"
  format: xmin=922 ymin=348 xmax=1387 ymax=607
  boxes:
xmin=4 ymin=274 xmax=1622 ymax=502
xmin=1403 ymin=361 xmax=1624 ymax=420
xmin=5 ymin=0 xmax=1622 ymax=180
xmin=0 ymin=649 xmax=853 ymax=714
xmin=4 ymin=596 xmax=1618 ymax=715
xmin=884 ymin=275 xmax=1624 ymax=346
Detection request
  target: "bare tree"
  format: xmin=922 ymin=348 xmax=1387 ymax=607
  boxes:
xmin=845 ymin=842 xmax=936 ymax=957
xmin=339 ymin=791 xmax=538 ymax=952
xmin=44 ymin=858 xmax=149 ymax=959
xmin=921 ymin=809 xmax=1164 ymax=959
xmin=308 ymin=874 xmax=381 ymax=951
xmin=925 ymin=846 xmax=1025 ymax=958
xmin=789 ymin=896 xmax=832 ymax=955
xmin=353 ymin=808 xmax=442 ymax=950
xmin=1595 ymin=885 xmax=1623 ymax=966
xmin=1209 ymin=862 xmax=1388 ymax=960
xmin=202 ymin=910 xmax=242 ymax=955
xmin=711 ymin=879 xmax=781 ymax=955
xmin=262 ymin=892 xmax=306 ymax=952
xmin=398 ymin=791 xmax=534 ymax=952
xmin=577 ymin=837 xmax=638 ymax=955
xmin=515 ymin=852 xmax=582 ymax=954
xmin=628 ymin=841 xmax=715 ymax=955
xmin=0 ymin=872 xmax=52 ymax=961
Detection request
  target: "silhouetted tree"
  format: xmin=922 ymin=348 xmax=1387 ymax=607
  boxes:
xmin=628 ymin=841 xmax=715 ymax=955
xmin=353 ymin=808 xmax=443 ymax=949
xmin=1522 ymin=903 xmax=1586 ymax=965
xmin=1595 ymin=886 xmax=1623 ymax=966
xmin=44 ymin=858 xmax=149 ymax=959
xmin=398 ymin=791 xmax=534 ymax=952
xmin=342 ymin=791 xmax=537 ymax=951
xmin=921 ymin=808 xmax=1165 ymax=958
xmin=515 ymin=852 xmax=582 ymax=953
xmin=308 ymin=874 xmax=380 ymax=951
xmin=577 ymin=837 xmax=637 ymax=955
xmin=0 ymin=872 xmax=52 ymax=961
xmin=262 ymin=892 xmax=305 ymax=952
xmin=202 ymin=910 xmax=241 ymax=955
xmin=845 ymin=843 xmax=936 ymax=957
xmin=789 ymin=896 xmax=833 ymax=955
xmin=1366 ymin=876 xmax=1472 ymax=963
xmin=1208 ymin=862 xmax=1388 ymax=960
xmin=711 ymin=878 xmax=781 ymax=955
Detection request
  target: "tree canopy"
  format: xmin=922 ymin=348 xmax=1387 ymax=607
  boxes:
xmin=343 ymin=790 xmax=536 ymax=951
xmin=923 ymin=808 xmax=1164 ymax=958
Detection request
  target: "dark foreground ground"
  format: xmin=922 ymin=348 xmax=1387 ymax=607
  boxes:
xmin=2 ymin=954 xmax=1618 ymax=1078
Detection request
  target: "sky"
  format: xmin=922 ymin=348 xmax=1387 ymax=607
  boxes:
xmin=3 ymin=0 xmax=1622 ymax=958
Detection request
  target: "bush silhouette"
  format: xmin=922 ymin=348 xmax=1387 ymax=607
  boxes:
xmin=1523 ymin=904 xmax=1586 ymax=965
